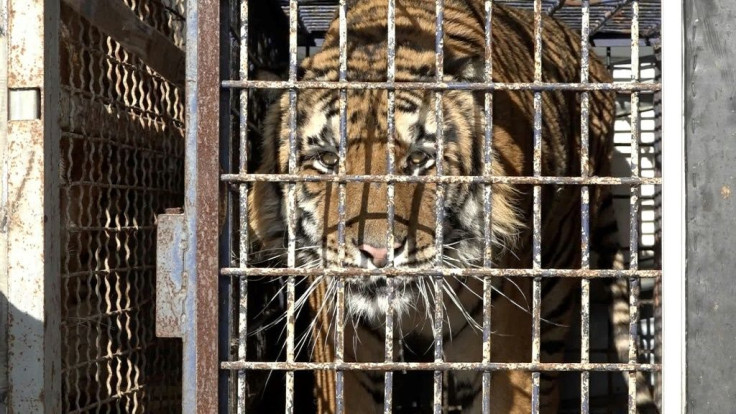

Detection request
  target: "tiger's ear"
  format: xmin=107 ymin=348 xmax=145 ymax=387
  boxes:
xmin=443 ymin=56 xmax=485 ymax=81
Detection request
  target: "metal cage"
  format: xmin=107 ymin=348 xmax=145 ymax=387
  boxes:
xmin=58 ymin=0 xmax=187 ymax=412
xmin=204 ymin=0 xmax=665 ymax=413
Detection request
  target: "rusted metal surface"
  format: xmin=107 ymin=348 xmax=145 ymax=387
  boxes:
xmin=237 ymin=0 xmax=249 ymax=412
xmin=222 ymin=361 xmax=660 ymax=372
xmin=221 ymin=267 xmax=661 ymax=278
xmin=0 ymin=2 xmax=8 ymax=408
xmin=627 ymin=2 xmax=641 ymax=413
xmin=481 ymin=1 xmax=494 ymax=411
xmin=223 ymin=79 xmax=661 ymax=91
xmin=284 ymin=0 xmax=299 ymax=411
xmin=384 ymin=0 xmax=397 ymax=411
xmin=579 ymin=1 xmax=591 ymax=412
xmin=178 ymin=0 xmax=220 ymax=412
xmin=222 ymin=173 xmax=662 ymax=185
xmin=530 ymin=2 xmax=544 ymax=411
xmin=156 ymin=214 xmax=187 ymax=338
xmin=432 ymin=1 xmax=446 ymax=412
xmin=334 ymin=1 xmax=348 ymax=411
xmin=3 ymin=0 xmax=62 ymax=412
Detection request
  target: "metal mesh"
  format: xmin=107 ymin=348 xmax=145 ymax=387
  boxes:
xmin=59 ymin=1 xmax=185 ymax=412
xmin=221 ymin=0 xmax=663 ymax=412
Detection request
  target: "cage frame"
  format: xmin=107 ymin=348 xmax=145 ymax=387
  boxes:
xmin=215 ymin=1 xmax=674 ymax=414
xmin=0 ymin=0 xmax=62 ymax=411
xmin=0 ymin=0 xmax=686 ymax=413
xmin=174 ymin=0 xmax=682 ymax=413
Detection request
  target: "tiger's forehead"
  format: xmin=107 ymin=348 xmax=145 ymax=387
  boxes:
xmin=296 ymin=89 xmax=439 ymax=148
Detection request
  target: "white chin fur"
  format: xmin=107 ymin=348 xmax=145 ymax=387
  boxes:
xmin=346 ymin=288 xmax=415 ymax=326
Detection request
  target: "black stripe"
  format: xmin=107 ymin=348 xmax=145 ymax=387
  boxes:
xmin=541 ymin=277 xmax=561 ymax=297
xmin=540 ymin=339 xmax=566 ymax=355
xmin=543 ymin=296 xmax=576 ymax=321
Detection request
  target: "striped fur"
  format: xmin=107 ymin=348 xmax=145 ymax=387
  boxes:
xmin=249 ymin=1 xmax=652 ymax=412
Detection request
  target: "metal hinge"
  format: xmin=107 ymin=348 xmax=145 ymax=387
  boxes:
xmin=155 ymin=208 xmax=187 ymax=338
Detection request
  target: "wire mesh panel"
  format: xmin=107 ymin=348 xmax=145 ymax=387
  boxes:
xmin=59 ymin=1 xmax=185 ymax=412
xmin=218 ymin=0 xmax=663 ymax=412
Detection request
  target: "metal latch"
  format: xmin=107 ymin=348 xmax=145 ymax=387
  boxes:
xmin=155 ymin=208 xmax=187 ymax=338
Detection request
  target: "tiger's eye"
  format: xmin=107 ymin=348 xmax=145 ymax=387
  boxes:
xmin=408 ymin=151 xmax=429 ymax=166
xmin=320 ymin=151 xmax=339 ymax=168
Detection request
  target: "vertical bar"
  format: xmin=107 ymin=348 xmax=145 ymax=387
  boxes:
xmin=531 ymin=0 xmax=543 ymax=412
xmin=219 ymin=2 xmax=235 ymax=410
xmin=384 ymin=0 xmax=397 ymax=412
xmin=661 ymin=0 xmax=685 ymax=409
xmin=579 ymin=1 xmax=591 ymax=413
xmin=481 ymin=1 xmax=494 ymax=413
xmin=2 ymin=0 xmax=61 ymax=411
xmin=433 ymin=1 xmax=446 ymax=412
xmin=183 ymin=0 xmax=220 ymax=411
xmin=335 ymin=1 xmax=348 ymax=412
xmin=285 ymin=1 xmax=299 ymax=412
xmin=0 ymin=1 xmax=8 ymax=408
xmin=237 ymin=0 xmax=249 ymax=412
xmin=628 ymin=2 xmax=641 ymax=413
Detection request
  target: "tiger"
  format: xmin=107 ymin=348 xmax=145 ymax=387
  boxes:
xmin=248 ymin=0 xmax=655 ymax=412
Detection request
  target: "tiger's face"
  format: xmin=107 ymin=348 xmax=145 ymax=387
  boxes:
xmin=252 ymin=46 xmax=520 ymax=326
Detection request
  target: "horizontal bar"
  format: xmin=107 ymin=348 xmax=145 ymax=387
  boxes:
xmin=222 ymin=174 xmax=661 ymax=185
xmin=220 ymin=267 xmax=661 ymax=278
xmin=221 ymin=361 xmax=660 ymax=372
xmin=221 ymin=80 xmax=660 ymax=92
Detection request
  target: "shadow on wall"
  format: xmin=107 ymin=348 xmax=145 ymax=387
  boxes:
xmin=0 ymin=289 xmax=49 ymax=413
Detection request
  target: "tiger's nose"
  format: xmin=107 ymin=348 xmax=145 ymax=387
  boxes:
xmin=358 ymin=241 xmax=404 ymax=268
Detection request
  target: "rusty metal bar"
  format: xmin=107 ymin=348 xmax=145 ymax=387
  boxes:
xmin=628 ymin=2 xmax=641 ymax=413
xmin=221 ymin=267 xmax=661 ymax=278
xmin=335 ymin=0 xmax=348 ymax=412
xmin=190 ymin=0 xmax=220 ymax=412
xmin=384 ymin=0 xmax=397 ymax=411
xmin=222 ymin=79 xmax=660 ymax=92
xmin=3 ymin=0 xmax=62 ymax=411
xmin=531 ymin=1 xmax=543 ymax=412
xmin=180 ymin=0 xmax=221 ymax=412
xmin=237 ymin=1 xmax=249 ymax=413
xmin=481 ymin=1 xmax=494 ymax=413
xmin=221 ymin=174 xmax=662 ymax=185
xmin=433 ymin=1 xmax=446 ymax=411
xmin=285 ymin=1 xmax=299 ymax=412
xmin=579 ymin=1 xmax=591 ymax=413
xmin=221 ymin=361 xmax=660 ymax=372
